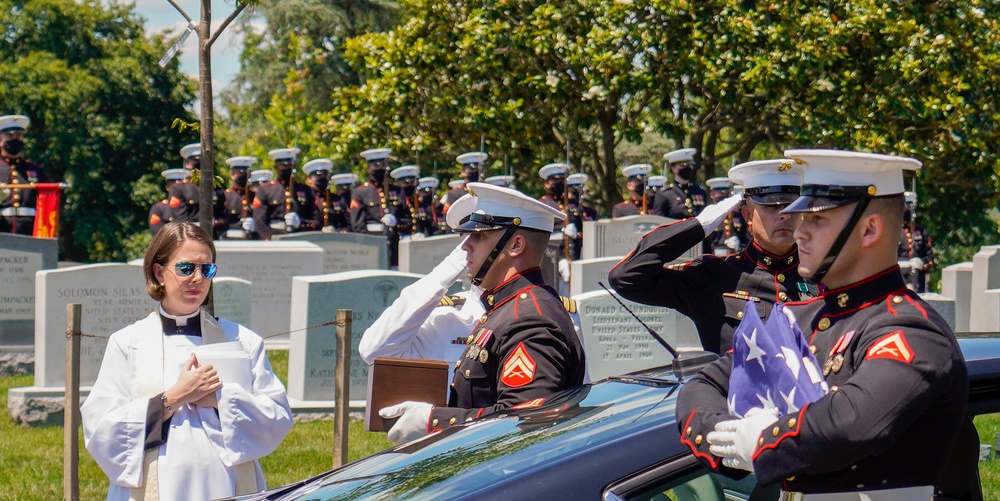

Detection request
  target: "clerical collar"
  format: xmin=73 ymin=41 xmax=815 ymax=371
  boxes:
xmin=158 ymin=305 xmax=202 ymax=336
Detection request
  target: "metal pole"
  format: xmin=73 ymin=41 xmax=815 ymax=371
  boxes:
xmin=333 ymin=309 xmax=352 ymax=468
xmin=64 ymin=303 xmax=81 ymax=501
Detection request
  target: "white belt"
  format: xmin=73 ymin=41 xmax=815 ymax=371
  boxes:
xmin=225 ymin=229 xmax=246 ymax=239
xmin=781 ymin=486 xmax=932 ymax=501
xmin=0 ymin=207 xmax=35 ymax=217
xmin=367 ymin=222 xmax=385 ymax=233
xmin=270 ymin=221 xmax=286 ymax=230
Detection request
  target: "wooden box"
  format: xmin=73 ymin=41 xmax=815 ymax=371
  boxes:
xmin=365 ymin=357 xmax=450 ymax=432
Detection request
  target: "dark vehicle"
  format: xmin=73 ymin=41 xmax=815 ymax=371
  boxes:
xmin=227 ymin=334 xmax=1000 ymax=500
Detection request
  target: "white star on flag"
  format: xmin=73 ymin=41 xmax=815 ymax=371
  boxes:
xmin=743 ymin=327 xmax=767 ymax=372
xmin=728 ymin=302 xmax=828 ymax=417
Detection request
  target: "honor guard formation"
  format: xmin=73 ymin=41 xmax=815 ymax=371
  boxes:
xmin=6 ymin=105 xmax=971 ymax=499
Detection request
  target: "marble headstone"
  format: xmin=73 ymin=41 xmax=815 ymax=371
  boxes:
xmin=569 ymin=257 xmax=623 ymax=297
xmin=574 ymin=289 xmax=700 ymax=381
xmin=581 ymin=215 xmax=695 ymax=260
xmin=398 ymin=234 xmax=462 ymax=275
xmin=34 ymin=263 xmax=156 ymax=388
xmin=287 ymin=270 xmax=421 ymax=407
xmin=942 ymin=262 xmax=974 ymax=333
xmin=918 ymin=292 xmax=956 ymax=332
xmin=273 ymin=231 xmax=387 ymax=273
xmin=212 ymin=277 xmax=252 ymax=328
xmin=969 ymin=246 xmax=1000 ymax=332
xmin=214 ymin=241 xmax=324 ymax=343
xmin=0 ymin=234 xmax=58 ymax=347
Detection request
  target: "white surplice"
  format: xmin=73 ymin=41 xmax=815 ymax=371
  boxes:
xmin=81 ymin=311 xmax=293 ymax=501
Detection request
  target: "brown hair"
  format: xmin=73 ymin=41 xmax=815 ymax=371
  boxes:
xmin=143 ymin=222 xmax=217 ymax=302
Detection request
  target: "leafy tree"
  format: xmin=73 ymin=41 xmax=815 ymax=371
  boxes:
xmin=220 ymin=0 xmax=399 ymax=161
xmin=247 ymin=0 xmax=1000 ymax=271
xmin=0 ymin=0 xmax=197 ymax=261
xmin=651 ymin=0 xmax=1000 ymax=269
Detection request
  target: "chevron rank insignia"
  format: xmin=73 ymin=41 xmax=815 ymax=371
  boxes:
xmin=865 ymin=331 xmax=914 ymax=364
xmin=501 ymin=342 xmax=537 ymax=388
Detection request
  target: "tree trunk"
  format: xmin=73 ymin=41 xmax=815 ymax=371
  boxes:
xmin=198 ymin=0 xmax=214 ymax=236
xmin=598 ymin=110 xmax=618 ymax=215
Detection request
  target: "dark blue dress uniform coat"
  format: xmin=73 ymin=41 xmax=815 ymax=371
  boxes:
xmin=251 ymin=180 xmax=287 ymax=240
xmin=611 ymin=198 xmax=643 ymax=218
xmin=0 ymin=157 xmax=48 ymax=235
xmin=609 ymin=217 xmax=812 ymax=354
xmin=652 ymin=181 xmax=707 ymax=219
xmin=427 ymin=268 xmax=586 ymax=431
xmin=167 ymin=177 xmax=199 ymax=223
xmin=676 ymin=267 xmax=970 ymax=494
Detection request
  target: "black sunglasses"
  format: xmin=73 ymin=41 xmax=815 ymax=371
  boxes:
xmin=172 ymin=261 xmax=218 ymax=279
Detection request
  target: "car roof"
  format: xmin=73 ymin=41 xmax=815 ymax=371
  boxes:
xmin=271 ymin=374 xmax=688 ymax=500
xmin=253 ymin=335 xmax=1000 ymax=500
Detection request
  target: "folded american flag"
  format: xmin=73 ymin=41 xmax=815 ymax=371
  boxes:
xmin=728 ymin=301 xmax=828 ymax=418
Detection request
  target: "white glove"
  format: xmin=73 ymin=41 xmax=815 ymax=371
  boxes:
xmin=380 ymin=401 xmax=433 ymax=444
xmin=381 ymin=213 xmax=398 ymax=228
xmin=909 ymin=257 xmax=924 ymax=271
xmin=411 ymin=232 xmax=426 ymax=240
xmin=241 ymin=217 xmax=255 ymax=232
xmin=696 ymin=193 xmax=744 ymax=233
xmin=707 ymin=407 xmax=779 ymax=472
xmin=725 ymin=235 xmax=741 ymax=251
xmin=562 ymin=223 xmax=579 ymax=239
xmin=427 ymin=238 xmax=468 ymax=288
xmin=558 ymin=258 xmax=571 ymax=283
xmin=284 ymin=212 xmax=302 ymax=230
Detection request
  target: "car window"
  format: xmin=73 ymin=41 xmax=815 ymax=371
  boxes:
xmin=604 ymin=454 xmax=782 ymax=501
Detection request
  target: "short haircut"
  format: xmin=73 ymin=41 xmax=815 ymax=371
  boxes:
xmin=514 ymin=228 xmax=552 ymax=264
xmin=143 ymin=222 xmax=216 ymax=302
xmin=865 ymin=194 xmax=904 ymax=230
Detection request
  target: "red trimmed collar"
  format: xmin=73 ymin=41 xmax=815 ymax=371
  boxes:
xmin=479 ymin=268 xmax=548 ymax=311
xmin=819 ymin=266 xmax=906 ymax=315
xmin=743 ymin=242 xmax=799 ymax=273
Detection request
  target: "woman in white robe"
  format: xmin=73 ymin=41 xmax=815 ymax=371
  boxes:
xmin=82 ymin=222 xmax=293 ymax=501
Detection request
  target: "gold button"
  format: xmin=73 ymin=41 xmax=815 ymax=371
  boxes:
xmin=686 ymin=427 xmax=693 ymax=436
xmin=777 ymin=273 xmax=785 ymax=283
xmin=831 ymin=386 xmax=839 ymax=392
xmin=787 ymin=476 xmax=796 ymax=482
xmin=788 ymin=418 xmax=797 ymax=428
xmin=487 ymin=295 xmax=495 ymax=305
xmin=519 ymin=293 xmax=528 ymax=299
xmin=695 ymin=434 xmax=703 ymax=445
xmin=764 ymin=256 xmax=772 ymax=266
xmin=480 ymin=315 xmax=488 ymax=323
xmin=772 ymin=426 xmax=780 ymax=437
xmin=892 ymin=295 xmax=903 ymax=304
xmin=449 ymin=417 xmax=457 ymax=425
xmin=432 ymin=419 xmax=439 ymax=427
xmin=758 ymin=437 xmax=764 ymax=446
xmin=818 ymin=317 xmax=830 ymax=330
xmin=778 ymin=292 xmax=788 ymax=302
xmin=736 ymin=311 xmax=744 ymax=319
xmin=465 ymin=369 xmax=471 ymax=378
xmin=466 ymin=417 xmax=473 ymax=422
xmin=809 ymin=345 xmax=817 ymax=354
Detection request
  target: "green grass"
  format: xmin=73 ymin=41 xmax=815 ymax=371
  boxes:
xmin=2 ymin=351 xmax=999 ymax=499
xmin=0 ymin=349 xmax=390 ymax=499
